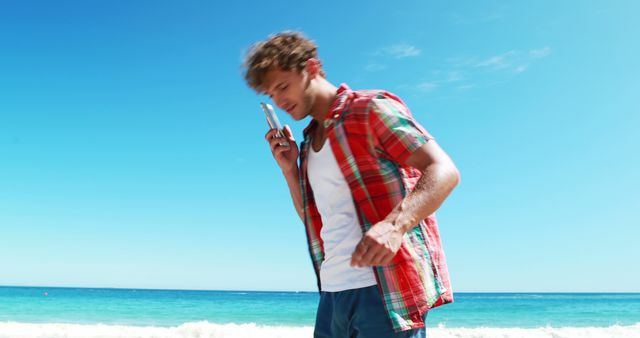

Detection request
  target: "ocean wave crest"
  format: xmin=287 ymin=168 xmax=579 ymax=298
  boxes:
xmin=0 ymin=321 xmax=638 ymax=338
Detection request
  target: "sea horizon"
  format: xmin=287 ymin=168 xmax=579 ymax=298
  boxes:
xmin=3 ymin=284 xmax=638 ymax=294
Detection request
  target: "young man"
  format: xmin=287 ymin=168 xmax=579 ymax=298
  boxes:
xmin=243 ymin=31 xmax=459 ymax=338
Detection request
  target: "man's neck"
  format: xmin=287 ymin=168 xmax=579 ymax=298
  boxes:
xmin=309 ymin=78 xmax=338 ymax=125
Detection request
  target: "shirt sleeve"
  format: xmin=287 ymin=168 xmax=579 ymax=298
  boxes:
xmin=368 ymin=93 xmax=433 ymax=165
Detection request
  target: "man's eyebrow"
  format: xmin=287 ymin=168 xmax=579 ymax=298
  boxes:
xmin=266 ymin=82 xmax=284 ymax=96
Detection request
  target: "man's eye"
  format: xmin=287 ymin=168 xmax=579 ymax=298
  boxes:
xmin=281 ymin=84 xmax=288 ymax=90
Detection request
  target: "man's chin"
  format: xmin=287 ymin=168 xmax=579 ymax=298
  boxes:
xmin=290 ymin=111 xmax=308 ymax=121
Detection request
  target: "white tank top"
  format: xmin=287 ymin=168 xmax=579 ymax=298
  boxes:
xmin=307 ymin=138 xmax=378 ymax=292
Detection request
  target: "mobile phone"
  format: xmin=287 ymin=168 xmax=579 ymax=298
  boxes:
xmin=261 ymin=102 xmax=290 ymax=148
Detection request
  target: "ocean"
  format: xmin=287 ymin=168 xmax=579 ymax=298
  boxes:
xmin=0 ymin=286 xmax=638 ymax=337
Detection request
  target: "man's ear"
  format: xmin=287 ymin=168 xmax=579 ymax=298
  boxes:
xmin=305 ymin=58 xmax=321 ymax=79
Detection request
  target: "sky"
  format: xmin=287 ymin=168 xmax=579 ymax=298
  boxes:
xmin=0 ymin=1 xmax=638 ymax=292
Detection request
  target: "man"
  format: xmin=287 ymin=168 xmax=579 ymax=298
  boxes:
xmin=243 ymin=31 xmax=459 ymax=338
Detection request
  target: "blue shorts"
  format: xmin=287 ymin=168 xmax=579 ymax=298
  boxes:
xmin=314 ymin=285 xmax=427 ymax=338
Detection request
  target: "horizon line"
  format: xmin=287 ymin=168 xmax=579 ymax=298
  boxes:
xmin=1 ymin=285 xmax=638 ymax=294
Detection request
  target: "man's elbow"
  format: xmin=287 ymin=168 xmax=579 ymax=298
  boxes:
xmin=451 ymin=165 xmax=461 ymax=187
xmin=443 ymin=162 xmax=460 ymax=192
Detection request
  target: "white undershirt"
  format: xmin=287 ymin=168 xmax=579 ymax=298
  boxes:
xmin=307 ymin=138 xmax=378 ymax=292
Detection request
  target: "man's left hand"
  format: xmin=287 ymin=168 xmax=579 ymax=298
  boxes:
xmin=350 ymin=221 xmax=403 ymax=267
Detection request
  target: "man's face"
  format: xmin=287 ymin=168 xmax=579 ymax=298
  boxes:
xmin=262 ymin=66 xmax=314 ymax=121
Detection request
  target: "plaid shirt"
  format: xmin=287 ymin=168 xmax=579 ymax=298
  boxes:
xmin=299 ymin=84 xmax=453 ymax=332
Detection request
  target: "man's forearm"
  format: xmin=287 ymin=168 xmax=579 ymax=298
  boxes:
xmin=283 ymin=168 xmax=305 ymax=222
xmin=388 ymin=163 xmax=460 ymax=233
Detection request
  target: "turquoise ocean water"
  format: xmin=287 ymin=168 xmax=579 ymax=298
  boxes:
xmin=0 ymin=286 xmax=638 ymax=337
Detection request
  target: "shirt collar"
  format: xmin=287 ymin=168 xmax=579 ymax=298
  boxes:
xmin=303 ymin=83 xmax=352 ymax=136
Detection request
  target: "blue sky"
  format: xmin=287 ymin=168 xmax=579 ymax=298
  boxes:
xmin=1 ymin=1 xmax=638 ymax=292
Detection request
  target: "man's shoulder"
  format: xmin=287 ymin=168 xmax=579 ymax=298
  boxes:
xmin=351 ymin=88 xmax=388 ymax=101
xmin=347 ymin=88 xmax=404 ymax=111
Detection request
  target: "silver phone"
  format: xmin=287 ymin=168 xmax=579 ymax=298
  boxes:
xmin=261 ymin=102 xmax=290 ymax=148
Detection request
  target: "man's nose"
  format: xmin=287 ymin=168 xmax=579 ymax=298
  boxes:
xmin=273 ymin=96 xmax=286 ymax=110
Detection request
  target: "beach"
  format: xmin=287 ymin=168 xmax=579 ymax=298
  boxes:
xmin=1 ymin=321 xmax=640 ymax=338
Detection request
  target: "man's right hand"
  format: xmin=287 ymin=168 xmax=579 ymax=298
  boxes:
xmin=265 ymin=125 xmax=299 ymax=174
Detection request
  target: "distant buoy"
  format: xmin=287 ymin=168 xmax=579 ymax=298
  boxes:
xmin=43 ymin=292 xmax=48 ymax=297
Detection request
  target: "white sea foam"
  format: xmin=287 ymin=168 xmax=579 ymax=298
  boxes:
xmin=0 ymin=322 xmax=312 ymax=338
xmin=0 ymin=321 xmax=639 ymax=338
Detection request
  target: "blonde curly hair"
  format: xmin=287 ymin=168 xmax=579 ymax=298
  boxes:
xmin=243 ymin=31 xmax=325 ymax=93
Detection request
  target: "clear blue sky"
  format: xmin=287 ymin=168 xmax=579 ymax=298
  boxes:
xmin=1 ymin=1 xmax=638 ymax=292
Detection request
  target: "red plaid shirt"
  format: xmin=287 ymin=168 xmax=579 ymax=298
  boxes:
xmin=299 ymin=84 xmax=453 ymax=331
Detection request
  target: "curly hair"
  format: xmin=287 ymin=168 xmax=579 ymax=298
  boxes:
xmin=243 ymin=31 xmax=325 ymax=93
